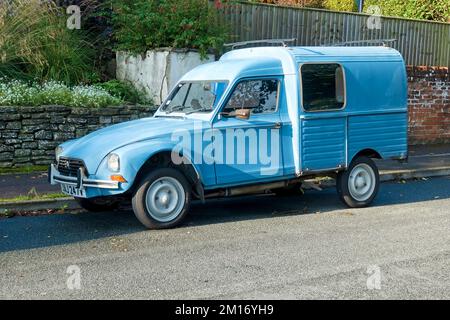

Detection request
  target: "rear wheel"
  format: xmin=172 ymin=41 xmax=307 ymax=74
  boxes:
xmin=132 ymin=168 xmax=191 ymax=229
xmin=75 ymin=197 xmax=120 ymax=212
xmin=337 ymin=156 xmax=379 ymax=208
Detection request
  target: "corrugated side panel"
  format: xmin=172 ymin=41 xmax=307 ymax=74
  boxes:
xmin=348 ymin=113 xmax=408 ymax=161
xmin=301 ymin=118 xmax=346 ymax=171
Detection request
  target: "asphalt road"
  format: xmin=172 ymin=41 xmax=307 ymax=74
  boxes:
xmin=0 ymin=177 xmax=449 ymax=299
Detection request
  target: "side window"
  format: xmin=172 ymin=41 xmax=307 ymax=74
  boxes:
xmin=223 ymin=79 xmax=279 ymax=114
xmin=301 ymin=63 xmax=345 ymax=112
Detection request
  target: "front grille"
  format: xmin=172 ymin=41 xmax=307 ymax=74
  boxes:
xmin=57 ymin=157 xmax=87 ymax=177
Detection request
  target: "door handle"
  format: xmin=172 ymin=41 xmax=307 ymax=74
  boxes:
xmin=273 ymin=122 xmax=282 ymax=129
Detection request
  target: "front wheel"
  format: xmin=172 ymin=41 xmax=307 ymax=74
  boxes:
xmin=336 ymin=156 xmax=380 ymax=208
xmin=132 ymin=168 xmax=191 ymax=229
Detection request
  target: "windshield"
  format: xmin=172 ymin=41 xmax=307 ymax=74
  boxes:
xmin=160 ymin=81 xmax=228 ymax=114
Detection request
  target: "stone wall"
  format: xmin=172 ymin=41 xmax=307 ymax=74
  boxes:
xmin=0 ymin=105 xmax=154 ymax=168
xmin=407 ymin=66 xmax=450 ymax=145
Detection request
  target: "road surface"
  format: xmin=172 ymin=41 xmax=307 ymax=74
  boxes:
xmin=1 ymin=177 xmax=449 ymax=299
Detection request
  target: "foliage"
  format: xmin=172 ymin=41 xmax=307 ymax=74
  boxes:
xmin=77 ymin=0 xmax=117 ymax=81
xmin=252 ymin=0 xmax=449 ymax=22
xmin=111 ymin=0 xmax=227 ymax=57
xmin=95 ymin=80 xmax=152 ymax=105
xmin=364 ymin=0 xmax=449 ymax=23
xmin=0 ymin=78 xmax=122 ymax=108
xmin=0 ymin=0 xmax=97 ymax=85
xmin=251 ymin=0 xmax=324 ymax=8
xmin=322 ymin=0 xmax=356 ymax=12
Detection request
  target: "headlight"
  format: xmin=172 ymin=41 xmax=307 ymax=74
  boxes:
xmin=55 ymin=146 xmax=63 ymax=161
xmin=107 ymin=153 xmax=120 ymax=172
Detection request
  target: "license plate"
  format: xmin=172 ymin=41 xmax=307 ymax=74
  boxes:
xmin=61 ymin=184 xmax=86 ymax=198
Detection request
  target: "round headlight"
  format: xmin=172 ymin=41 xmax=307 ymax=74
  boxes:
xmin=107 ymin=153 xmax=120 ymax=172
xmin=55 ymin=146 xmax=63 ymax=161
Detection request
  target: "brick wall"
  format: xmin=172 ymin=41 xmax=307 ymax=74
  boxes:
xmin=407 ymin=66 xmax=450 ymax=145
xmin=0 ymin=105 xmax=154 ymax=168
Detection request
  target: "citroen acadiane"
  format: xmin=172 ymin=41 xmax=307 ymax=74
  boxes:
xmin=50 ymin=44 xmax=408 ymax=229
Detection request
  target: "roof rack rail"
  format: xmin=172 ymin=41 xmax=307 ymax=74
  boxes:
xmin=224 ymin=38 xmax=296 ymax=50
xmin=324 ymin=39 xmax=397 ymax=47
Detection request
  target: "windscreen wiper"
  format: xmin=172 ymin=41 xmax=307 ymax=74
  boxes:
xmin=165 ymin=105 xmax=185 ymax=114
xmin=185 ymin=107 xmax=212 ymax=115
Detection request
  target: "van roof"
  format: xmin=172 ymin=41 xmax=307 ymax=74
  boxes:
xmin=180 ymin=46 xmax=405 ymax=82
xmin=180 ymin=57 xmax=284 ymax=82
xmin=290 ymin=46 xmax=403 ymax=58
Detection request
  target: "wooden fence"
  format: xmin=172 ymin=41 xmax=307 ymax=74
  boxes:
xmin=215 ymin=1 xmax=450 ymax=67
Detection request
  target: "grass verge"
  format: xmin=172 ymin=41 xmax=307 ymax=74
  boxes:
xmin=0 ymin=165 xmax=49 ymax=175
xmin=0 ymin=193 xmax=67 ymax=204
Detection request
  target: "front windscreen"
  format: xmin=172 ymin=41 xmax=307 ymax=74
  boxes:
xmin=160 ymin=81 xmax=228 ymax=114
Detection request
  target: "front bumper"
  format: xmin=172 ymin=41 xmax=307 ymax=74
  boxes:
xmin=49 ymin=164 xmax=119 ymax=190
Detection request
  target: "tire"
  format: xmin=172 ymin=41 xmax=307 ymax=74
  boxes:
xmin=272 ymin=183 xmax=303 ymax=197
xmin=336 ymin=156 xmax=380 ymax=208
xmin=132 ymin=168 xmax=191 ymax=229
xmin=75 ymin=197 xmax=120 ymax=212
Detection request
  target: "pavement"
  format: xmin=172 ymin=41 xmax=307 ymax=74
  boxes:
xmin=0 ymin=177 xmax=449 ymax=299
xmin=0 ymin=144 xmax=450 ymax=210
xmin=377 ymin=144 xmax=450 ymax=178
xmin=0 ymin=171 xmax=56 ymax=199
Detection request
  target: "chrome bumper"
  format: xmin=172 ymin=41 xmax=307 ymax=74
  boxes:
xmin=49 ymin=164 xmax=119 ymax=190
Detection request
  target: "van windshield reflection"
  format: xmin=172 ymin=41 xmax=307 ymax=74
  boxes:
xmin=161 ymin=81 xmax=228 ymax=114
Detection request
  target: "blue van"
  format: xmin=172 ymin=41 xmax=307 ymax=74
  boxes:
xmin=50 ymin=45 xmax=408 ymax=229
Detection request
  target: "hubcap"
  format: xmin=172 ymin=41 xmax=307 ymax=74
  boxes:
xmin=145 ymin=177 xmax=185 ymax=222
xmin=348 ymin=163 xmax=376 ymax=202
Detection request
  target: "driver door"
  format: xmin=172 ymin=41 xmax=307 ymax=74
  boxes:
xmin=212 ymin=78 xmax=284 ymax=186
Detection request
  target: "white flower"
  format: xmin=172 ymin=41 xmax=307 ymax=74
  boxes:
xmin=0 ymin=79 xmax=122 ymax=107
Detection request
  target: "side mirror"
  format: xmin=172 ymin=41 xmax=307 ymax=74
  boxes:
xmin=235 ymin=109 xmax=251 ymax=120
xmin=219 ymin=109 xmax=251 ymax=120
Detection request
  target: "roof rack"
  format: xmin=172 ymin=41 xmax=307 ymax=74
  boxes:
xmin=224 ymin=38 xmax=297 ymax=50
xmin=324 ymin=39 xmax=397 ymax=47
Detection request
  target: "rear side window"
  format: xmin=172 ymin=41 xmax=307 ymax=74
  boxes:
xmin=301 ymin=63 xmax=345 ymax=112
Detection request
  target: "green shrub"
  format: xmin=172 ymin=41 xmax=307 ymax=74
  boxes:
xmin=263 ymin=0 xmax=449 ymax=22
xmin=111 ymin=0 xmax=227 ymax=57
xmin=322 ymin=0 xmax=449 ymax=21
xmin=323 ymin=0 xmax=357 ymax=12
xmin=0 ymin=0 xmax=97 ymax=85
xmin=365 ymin=0 xmax=449 ymax=22
xmin=95 ymin=80 xmax=153 ymax=105
xmin=250 ymin=1 xmax=324 ymax=8
xmin=0 ymin=78 xmax=122 ymax=108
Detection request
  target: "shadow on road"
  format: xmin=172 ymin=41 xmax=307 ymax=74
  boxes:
xmin=187 ymin=176 xmax=450 ymax=226
xmin=1 ymin=177 xmax=449 ymax=253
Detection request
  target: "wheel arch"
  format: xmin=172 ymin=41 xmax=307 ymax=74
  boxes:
xmin=350 ymin=148 xmax=382 ymax=163
xmin=131 ymin=150 xmax=204 ymax=200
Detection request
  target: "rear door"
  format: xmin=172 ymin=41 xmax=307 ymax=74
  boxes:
xmin=299 ymin=63 xmax=347 ymax=172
